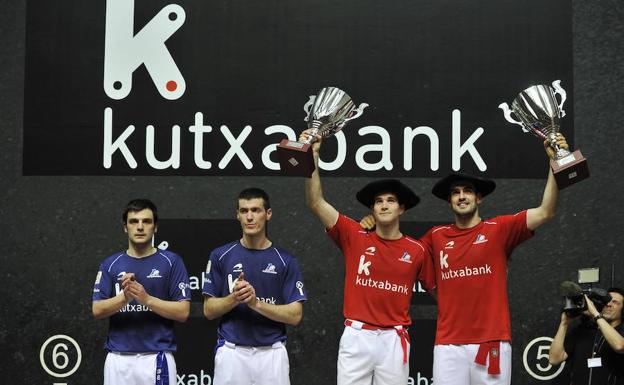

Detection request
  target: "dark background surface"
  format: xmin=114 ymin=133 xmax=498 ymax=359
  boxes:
xmin=23 ymin=0 xmax=573 ymax=177
xmin=2 ymin=0 xmax=624 ymax=384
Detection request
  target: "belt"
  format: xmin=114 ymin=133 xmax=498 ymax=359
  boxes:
xmin=474 ymin=341 xmax=501 ymax=375
xmin=344 ymin=319 xmax=410 ymax=365
xmin=216 ymin=338 xmax=284 ymax=351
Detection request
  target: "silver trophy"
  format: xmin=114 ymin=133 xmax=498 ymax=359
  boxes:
xmin=277 ymin=87 xmax=368 ymax=177
xmin=499 ymin=80 xmax=588 ymax=188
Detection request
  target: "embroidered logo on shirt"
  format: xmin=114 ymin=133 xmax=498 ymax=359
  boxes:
xmin=233 ymin=263 xmax=243 ymax=273
xmin=398 ymin=252 xmax=413 ymax=263
xmin=95 ymin=271 xmax=102 ymax=285
xmin=439 ymin=250 xmax=449 ymax=269
xmin=178 ymin=282 xmax=189 ymax=296
xmin=365 ymin=246 xmax=376 ymax=256
xmin=147 ymin=269 xmax=162 ymax=278
xmin=445 ymin=241 xmax=454 ymax=249
xmin=358 ymin=255 xmax=372 ymax=275
xmin=296 ymin=281 xmax=305 ymax=296
xmin=473 ymin=234 xmax=488 ymax=244
xmin=262 ymin=263 xmax=278 ymax=274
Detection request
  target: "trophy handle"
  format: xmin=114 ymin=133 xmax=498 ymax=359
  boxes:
xmin=498 ymin=102 xmax=528 ymax=133
xmin=343 ymin=103 xmax=369 ymax=123
xmin=551 ymin=80 xmax=567 ymax=118
xmin=303 ymin=95 xmax=316 ymax=122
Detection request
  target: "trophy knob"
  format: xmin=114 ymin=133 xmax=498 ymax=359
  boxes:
xmin=551 ymin=80 xmax=567 ymax=118
xmin=498 ymin=102 xmax=527 ymax=132
xmin=302 ymin=95 xmax=316 ymax=122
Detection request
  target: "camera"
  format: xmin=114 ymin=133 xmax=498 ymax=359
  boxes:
xmin=560 ymin=268 xmax=612 ymax=317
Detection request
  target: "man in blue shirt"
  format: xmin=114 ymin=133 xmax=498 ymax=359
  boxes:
xmin=203 ymin=188 xmax=307 ymax=385
xmin=92 ymin=199 xmax=191 ymax=385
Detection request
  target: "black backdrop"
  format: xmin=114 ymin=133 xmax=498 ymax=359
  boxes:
xmin=2 ymin=0 xmax=624 ymax=384
xmin=23 ymin=0 xmax=573 ymax=178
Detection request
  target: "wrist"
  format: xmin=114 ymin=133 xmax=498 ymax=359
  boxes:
xmin=119 ymin=291 xmax=130 ymax=304
xmin=250 ymin=298 xmax=261 ymax=310
xmin=593 ymin=313 xmax=604 ymax=322
xmin=144 ymin=295 xmax=154 ymax=307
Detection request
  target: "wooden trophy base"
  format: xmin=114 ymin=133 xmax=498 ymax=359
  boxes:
xmin=550 ymin=149 xmax=589 ymax=189
xmin=276 ymin=139 xmax=316 ymax=177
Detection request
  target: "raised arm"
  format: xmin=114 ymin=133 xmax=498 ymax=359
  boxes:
xmin=301 ymin=130 xmax=339 ymax=229
xmin=548 ymin=312 xmax=570 ymax=365
xmin=585 ymin=295 xmax=624 ymax=353
xmin=526 ymin=133 xmax=568 ymax=231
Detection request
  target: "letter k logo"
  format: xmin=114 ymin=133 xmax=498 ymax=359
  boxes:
xmin=104 ymin=0 xmax=186 ymax=100
xmin=358 ymin=255 xmax=371 ymax=276
xmin=439 ymin=250 xmax=449 ymax=270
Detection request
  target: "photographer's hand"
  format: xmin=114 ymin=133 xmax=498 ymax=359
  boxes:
xmin=560 ymin=311 xmax=571 ymax=325
xmin=584 ymin=294 xmax=600 ymax=318
xmin=586 ymin=294 xmax=624 ymax=353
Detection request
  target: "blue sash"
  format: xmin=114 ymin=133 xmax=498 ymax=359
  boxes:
xmin=155 ymin=351 xmax=169 ymax=385
xmin=214 ymin=338 xmax=226 ymax=354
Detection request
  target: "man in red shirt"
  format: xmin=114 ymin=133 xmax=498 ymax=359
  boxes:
xmin=300 ymin=129 xmax=435 ymax=385
xmin=421 ymin=133 xmax=569 ymax=385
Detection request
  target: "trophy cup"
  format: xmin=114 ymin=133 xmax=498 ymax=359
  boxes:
xmin=498 ymin=80 xmax=589 ymax=189
xmin=276 ymin=87 xmax=368 ymax=177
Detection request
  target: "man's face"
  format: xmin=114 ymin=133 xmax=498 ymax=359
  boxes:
xmin=372 ymin=192 xmax=404 ymax=225
xmin=449 ymin=184 xmax=482 ymax=217
xmin=602 ymin=292 xmax=623 ymax=322
xmin=237 ymin=198 xmax=271 ymax=237
xmin=124 ymin=209 xmax=157 ymax=246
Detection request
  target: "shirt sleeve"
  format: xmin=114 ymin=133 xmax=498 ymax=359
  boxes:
xmin=499 ymin=210 xmax=534 ymax=255
xmin=282 ymin=256 xmax=307 ymax=304
xmin=419 ymin=228 xmax=434 ymax=252
xmin=92 ymin=261 xmax=114 ymax=301
xmin=417 ymin=243 xmax=436 ymax=291
xmin=202 ymin=250 xmax=223 ymax=297
xmin=326 ymin=213 xmax=359 ymax=252
xmin=169 ymin=255 xmax=191 ymax=301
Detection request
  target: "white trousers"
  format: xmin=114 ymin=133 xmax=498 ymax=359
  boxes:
xmin=104 ymin=351 xmax=177 ymax=385
xmin=433 ymin=343 xmax=512 ymax=385
xmin=213 ymin=341 xmax=290 ymax=385
xmin=337 ymin=325 xmax=410 ymax=385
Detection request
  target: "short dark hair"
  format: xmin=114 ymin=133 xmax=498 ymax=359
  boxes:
xmin=238 ymin=188 xmax=270 ymax=210
xmin=608 ymin=287 xmax=624 ymax=299
xmin=122 ymin=199 xmax=158 ymax=223
xmin=608 ymin=287 xmax=624 ymax=318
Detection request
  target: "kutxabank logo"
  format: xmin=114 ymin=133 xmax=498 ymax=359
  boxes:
xmin=22 ymin=0 xmax=572 ymax=176
xmin=104 ymin=0 xmax=186 ymax=100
